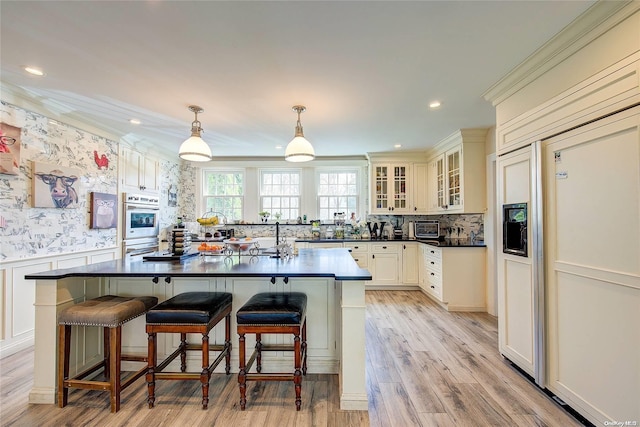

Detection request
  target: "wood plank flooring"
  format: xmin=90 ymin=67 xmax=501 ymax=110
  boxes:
xmin=0 ymin=290 xmax=583 ymax=427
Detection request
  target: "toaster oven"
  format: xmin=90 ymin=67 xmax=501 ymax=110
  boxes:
xmin=414 ymin=220 xmax=439 ymax=239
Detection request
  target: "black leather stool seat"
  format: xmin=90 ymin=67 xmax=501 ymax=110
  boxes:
xmin=236 ymin=292 xmax=307 ymax=325
xmin=146 ymin=292 xmax=232 ymax=325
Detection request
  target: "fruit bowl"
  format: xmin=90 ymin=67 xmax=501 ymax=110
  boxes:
xmin=223 ymin=238 xmax=256 ymax=252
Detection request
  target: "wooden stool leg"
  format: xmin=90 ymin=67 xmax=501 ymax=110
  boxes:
xmin=294 ymin=333 xmax=302 ymax=411
xmin=109 ymin=326 xmax=122 ymax=413
xmin=224 ymin=314 xmax=231 ymax=375
xmin=255 ymin=333 xmax=262 ymax=373
xmin=302 ymin=319 xmax=308 ymax=375
xmin=103 ymin=327 xmax=110 ymax=380
xmin=238 ymin=332 xmax=247 ymax=410
xmin=57 ymin=324 xmax=71 ymax=408
xmin=201 ymin=333 xmax=210 ymax=409
xmin=146 ymin=331 xmax=157 ymax=408
xmin=180 ymin=332 xmax=187 ymax=372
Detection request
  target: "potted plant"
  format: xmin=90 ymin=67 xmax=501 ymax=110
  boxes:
xmin=259 ymin=211 xmax=270 ymax=223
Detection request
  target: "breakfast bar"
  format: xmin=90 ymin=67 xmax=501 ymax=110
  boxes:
xmin=25 ymin=248 xmax=371 ymax=411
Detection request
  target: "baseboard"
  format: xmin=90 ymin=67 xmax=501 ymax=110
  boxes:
xmin=340 ymin=392 xmax=369 ymax=410
xmin=0 ymin=333 xmax=34 ymax=359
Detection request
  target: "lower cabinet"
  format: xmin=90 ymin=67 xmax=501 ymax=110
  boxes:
xmin=344 ymin=242 xmax=370 ymax=269
xmin=420 ymin=245 xmax=486 ymax=311
xmin=369 ymin=243 xmax=401 ymax=287
xmin=402 ymin=242 xmax=419 ymax=285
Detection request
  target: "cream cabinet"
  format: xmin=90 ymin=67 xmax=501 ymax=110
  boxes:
xmin=344 ymin=242 xmax=369 ymax=269
xmin=426 ymin=129 xmax=486 ymax=213
xmin=369 ymin=243 xmax=401 ymax=286
xmin=401 ymin=242 xmax=419 ymax=284
xmin=121 ymin=146 xmax=160 ymax=193
xmin=370 ymin=163 xmax=412 ymax=214
xmin=421 ymin=245 xmax=486 ymax=311
xmin=411 ymin=163 xmax=429 ymax=213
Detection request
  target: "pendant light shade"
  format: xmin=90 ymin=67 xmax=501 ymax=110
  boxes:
xmin=179 ymin=105 xmax=212 ymax=162
xmin=285 ymin=105 xmax=315 ymax=162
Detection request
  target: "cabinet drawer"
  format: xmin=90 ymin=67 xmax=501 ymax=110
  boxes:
xmin=424 ymin=255 xmax=441 ymax=272
xmin=351 ymin=256 xmax=369 ymax=269
xmin=370 ymin=243 xmax=400 ymax=254
xmin=345 ymin=243 xmax=369 ymax=255
xmin=426 ymin=269 xmax=442 ymax=286
xmin=427 ymin=282 xmax=442 ymax=299
xmin=424 ymin=246 xmax=442 ymax=260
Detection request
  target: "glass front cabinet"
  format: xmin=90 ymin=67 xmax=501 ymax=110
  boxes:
xmin=371 ymin=163 xmax=412 ymax=214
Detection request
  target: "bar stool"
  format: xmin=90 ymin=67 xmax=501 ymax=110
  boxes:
xmin=145 ymin=292 xmax=232 ymax=409
xmin=57 ymin=294 xmax=158 ymax=413
xmin=236 ymin=292 xmax=307 ymax=411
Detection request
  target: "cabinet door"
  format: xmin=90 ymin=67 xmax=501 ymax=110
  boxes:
xmin=446 ymin=147 xmax=462 ymax=210
xmin=142 ymin=156 xmax=160 ymax=192
xmin=412 ymin=163 xmax=428 ymax=213
xmin=122 ymin=147 xmax=142 ymax=190
xmin=427 ymin=155 xmax=446 ymax=212
xmin=372 ymin=164 xmax=389 ymax=212
xmin=401 ymin=243 xmax=419 ymax=284
xmin=370 ymin=252 xmax=400 ymax=285
xmin=391 ymin=164 xmax=410 ymax=213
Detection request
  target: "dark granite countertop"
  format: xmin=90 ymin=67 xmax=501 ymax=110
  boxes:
xmin=296 ymin=238 xmax=486 ymax=248
xmin=24 ymin=248 xmax=371 ymax=281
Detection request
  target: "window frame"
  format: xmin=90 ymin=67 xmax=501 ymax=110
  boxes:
xmin=201 ymin=168 xmax=245 ymax=222
xmin=258 ymin=168 xmax=302 ymax=221
xmin=316 ymin=167 xmax=361 ymax=222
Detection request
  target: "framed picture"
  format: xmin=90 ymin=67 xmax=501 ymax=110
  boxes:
xmin=90 ymin=192 xmax=117 ymax=229
xmin=32 ymin=161 xmax=81 ymax=208
xmin=0 ymin=122 xmax=21 ymax=175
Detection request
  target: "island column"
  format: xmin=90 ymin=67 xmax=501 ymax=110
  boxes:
xmin=339 ymin=279 xmax=368 ymax=410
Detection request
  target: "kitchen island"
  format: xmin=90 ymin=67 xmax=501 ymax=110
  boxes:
xmin=24 ymin=248 xmax=371 ymax=410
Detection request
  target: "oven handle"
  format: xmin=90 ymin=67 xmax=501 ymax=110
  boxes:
xmin=126 ymin=247 xmax=158 ymax=257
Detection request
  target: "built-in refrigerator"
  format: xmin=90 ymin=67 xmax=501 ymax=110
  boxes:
xmin=496 ymin=106 xmax=640 ymax=425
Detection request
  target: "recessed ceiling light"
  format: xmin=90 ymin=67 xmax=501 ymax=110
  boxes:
xmin=24 ymin=66 xmax=44 ymax=76
xmin=275 ymin=145 xmax=283 ymax=150
xmin=394 ymin=144 xmax=402 ymax=149
xmin=129 ymin=119 xmax=141 ymax=125
xmin=429 ymin=101 xmax=441 ymax=109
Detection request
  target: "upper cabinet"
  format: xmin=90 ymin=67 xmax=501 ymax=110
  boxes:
xmin=121 ymin=146 xmax=160 ymax=193
xmin=426 ymin=129 xmax=487 ymax=214
xmin=368 ymin=152 xmax=428 ymax=215
xmin=370 ymin=163 xmax=412 ymax=214
xmin=412 ymin=163 xmax=429 ymax=214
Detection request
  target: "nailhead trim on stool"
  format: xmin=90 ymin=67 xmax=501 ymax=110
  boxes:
xmin=57 ymin=295 xmax=158 ymax=413
xmin=145 ymin=292 xmax=232 ymax=410
xmin=236 ymin=292 xmax=307 ymax=411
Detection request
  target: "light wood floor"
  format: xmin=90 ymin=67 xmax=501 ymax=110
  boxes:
xmin=0 ymin=290 xmax=583 ymax=427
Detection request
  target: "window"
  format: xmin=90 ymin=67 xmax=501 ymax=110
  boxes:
xmin=317 ymin=169 xmax=359 ymax=221
xmin=260 ymin=170 xmax=300 ymax=220
xmin=202 ymin=170 xmax=244 ymax=222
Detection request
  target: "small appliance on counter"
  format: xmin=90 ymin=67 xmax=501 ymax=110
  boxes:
xmin=414 ymin=220 xmax=439 ymax=239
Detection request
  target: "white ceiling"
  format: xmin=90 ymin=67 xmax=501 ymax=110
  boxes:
xmin=0 ymin=1 xmax=596 ymax=159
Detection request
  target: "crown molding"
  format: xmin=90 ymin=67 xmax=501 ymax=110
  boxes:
xmin=483 ymin=0 xmax=638 ymax=106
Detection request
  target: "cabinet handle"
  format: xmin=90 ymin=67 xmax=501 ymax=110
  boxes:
xmin=152 ymin=276 xmax=159 ymax=284
xmin=382 ymin=246 xmax=387 ymax=249
xmin=430 ymin=261 xmax=435 ymax=265
xmin=283 ymin=276 xmax=289 ymax=284
xmin=414 ymin=207 xmax=417 ymax=211
xmin=403 ymin=245 xmax=406 ymax=249
xmin=430 ymin=250 xmax=435 ymax=254
xmin=372 ymin=254 xmax=375 ymax=259
xmin=270 ymin=276 xmax=276 ymax=284
xmin=164 ymin=276 xmax=171 ymax=284
xmin=430 ymin=285 xmax=435 ymax=289
xmin=354 ymin=258 xmax=359 ymax=262
xmin=430 ymin=273 xmax=434 ymax=276
xmin=354 ymin=246 xmax=359 ymax=249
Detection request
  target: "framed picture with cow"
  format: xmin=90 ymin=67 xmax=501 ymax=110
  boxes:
xmin=32 ymin=161 xmax=81 ymax=208
xmin=90 ymin=192 xmax=117 ymax=229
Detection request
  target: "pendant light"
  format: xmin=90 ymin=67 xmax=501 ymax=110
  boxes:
xmin=285 ymin=105 xmax=315 ymax=162
xmin=179 ymin=105 xmax=212 ymax=162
